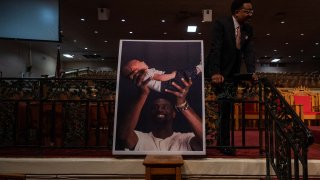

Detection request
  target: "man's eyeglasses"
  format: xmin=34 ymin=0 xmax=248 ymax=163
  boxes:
xmin=241 ymin=9 xmax=254 ymax=14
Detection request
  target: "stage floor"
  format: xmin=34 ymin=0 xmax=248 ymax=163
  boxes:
xmin=1 ymin=129 xmax=320 ymax=179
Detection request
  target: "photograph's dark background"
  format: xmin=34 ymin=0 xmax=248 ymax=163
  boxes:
xmin=115 ymin=40 xmax=204 ymax=150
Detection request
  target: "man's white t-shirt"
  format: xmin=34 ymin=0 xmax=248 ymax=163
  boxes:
xmin=133 ymin=130 xmax=195 ymax=151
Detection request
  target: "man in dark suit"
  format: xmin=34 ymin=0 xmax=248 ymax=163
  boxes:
xmin=205 ymin=0 xmax=257 ymax=155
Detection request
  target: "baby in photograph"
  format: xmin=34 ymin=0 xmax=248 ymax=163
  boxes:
xmin=122 ymin=59 xmax=202 ymax=93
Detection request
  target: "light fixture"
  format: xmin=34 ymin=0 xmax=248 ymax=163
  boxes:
xmin=97 ymin=8 xmax=110 ymax=21
xmin=271 ymin=58 xmax=280 ymax=62
xmin=202 ymin=9 xmax=212 ymax=22
xmin=63 ymin=54 xmax=74 ymax=59
xmin=187 ymin=26 xmax=197 ymax=32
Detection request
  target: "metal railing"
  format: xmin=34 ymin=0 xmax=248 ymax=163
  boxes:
xmin=205 ymin=78 xmax=264 ymax=155
xmin=0 ymin=77 xmax=263 ymax=151
xmin=261 ymin=78 xmax=314 ymax=179
xmin=0 ymin=77 xmax=315 ymax=179
xmin=0 ymin=78 xmax=116 ymax=150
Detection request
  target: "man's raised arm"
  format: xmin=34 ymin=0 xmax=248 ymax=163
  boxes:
xmin=117 ymin=70 xmax=150 ymax=150
xmin=165 ymin=77 xmax=203 ymax=151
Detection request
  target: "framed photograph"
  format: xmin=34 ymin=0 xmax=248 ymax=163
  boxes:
xmin=113 ymin=40 xmax=205 ymax=155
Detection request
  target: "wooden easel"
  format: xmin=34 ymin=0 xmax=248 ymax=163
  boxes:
xmin=143 ymin=155 xmax=184 ymax=180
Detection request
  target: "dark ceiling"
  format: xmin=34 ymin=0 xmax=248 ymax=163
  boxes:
xmin=4 ymin=0 xmax=320 ymax=69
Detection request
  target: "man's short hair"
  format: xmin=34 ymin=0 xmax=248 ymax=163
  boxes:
xmin=231 ymin=0 xmax=252 ymax=14
xmin=150 ymin=93 xmax=175 ymax=109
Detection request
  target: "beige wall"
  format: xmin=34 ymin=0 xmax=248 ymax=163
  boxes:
xmin=0 ymin=40 xmax=56 ymax=78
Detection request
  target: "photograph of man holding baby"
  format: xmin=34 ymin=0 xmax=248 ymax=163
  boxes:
xmin=113 ymin=40 xmax=205 ymax=155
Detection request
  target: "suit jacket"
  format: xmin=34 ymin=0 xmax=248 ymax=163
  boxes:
xmin=204 ymin=16 xmax=255 ymax=80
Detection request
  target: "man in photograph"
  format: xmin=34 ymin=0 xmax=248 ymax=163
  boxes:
xmin=117 ymin=70 xmax=203 ymax=151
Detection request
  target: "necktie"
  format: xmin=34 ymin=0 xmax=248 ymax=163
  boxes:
xmin=236 ymin=26 xmax=246 ymax=73
xmin=236 ymin=26 xmax=241 ymax=49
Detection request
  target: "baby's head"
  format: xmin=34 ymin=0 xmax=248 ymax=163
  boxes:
xmin=122 ymin=59 xmax=149 ymax=78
